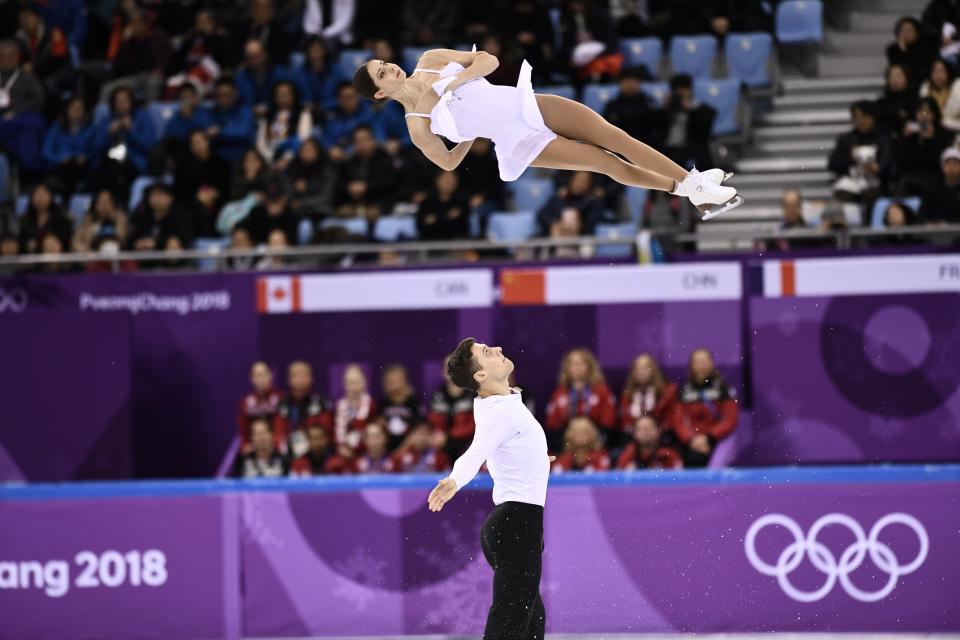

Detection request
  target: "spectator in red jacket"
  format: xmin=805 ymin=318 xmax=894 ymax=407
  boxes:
xmin=616 ymin=415 xmax=683 ymax=471
xmin=551 ymin=416 xmax=612 ymax=473
xmin=545 ymin=348 xmax=617 ymax=451
xmin=275 ymin=360 xmax=332 ymax=458
xmin=291 ymin=424 xmax=350 ymax=476
xmin=620 ymin=352 xmax=680 ymax=437
xmin=333 ymin=363 xmax=377 ymax=456
xmin=237 ymin=361 xmax=282 ymax=452
xmin=233 ymin=417 xmax=290 ymax=478
xmin=352 ymin=420 xmax=397 ymax=474
xmin=674 ymin=348 xmax=739 ymax=468
xmin=392 ymin=420 xmax=452 ymax=473
xmin=379 ymin=363 xmax=420 ymax=450
xmin=428 ymin=354 xmax=476 ymax=460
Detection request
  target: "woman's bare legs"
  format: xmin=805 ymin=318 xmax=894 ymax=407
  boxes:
xmin=531 ymin=135 xmax=675 ymax=192
xmin=535 ymin=94 xmax=688 ymax=185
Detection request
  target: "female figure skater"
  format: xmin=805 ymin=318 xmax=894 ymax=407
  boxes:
xmin=353 ymin=48 xmax=741 ymax=218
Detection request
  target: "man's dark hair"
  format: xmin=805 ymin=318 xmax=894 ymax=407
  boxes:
xmin=447 ymin=338 xmax=480 ymax=392
xmin=669 ymin=73 xmax=693 ymax=91
xmin=851 ymin=99 xmax=878 ymax=119
xmin=352 ymin=63 xmax=386 ymax=103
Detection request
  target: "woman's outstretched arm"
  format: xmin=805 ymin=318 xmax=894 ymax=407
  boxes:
xmin=407 ymin=116 xmax=475 ymax=171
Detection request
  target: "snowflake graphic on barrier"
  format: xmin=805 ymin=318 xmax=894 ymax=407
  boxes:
xmin=330 ymin=546 xmax=389 ymax=612
xmin=416 ymin=558 xmax=492 ymax=633
xmin=412 ymin=517 xmax=480 ymax=572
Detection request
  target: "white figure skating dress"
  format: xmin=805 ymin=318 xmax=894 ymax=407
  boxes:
xmin=404 ymin=60 xmax=557 ymax=182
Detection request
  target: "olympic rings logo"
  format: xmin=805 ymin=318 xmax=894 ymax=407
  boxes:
xmin=744 ymin=513 xmax=928 ymax=603
xmin=0 ymin=288 xmax=27 ymax=313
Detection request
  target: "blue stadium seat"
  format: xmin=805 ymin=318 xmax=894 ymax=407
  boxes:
xmin=583 ymin=84 xmax=619 ymax=113
xmin=670 ymin=35 xmax=717 ymax=79
xmin=373 ymin=216 xmax=418 ymax=242
xmin=0 ymin=154 xmax=9 ymax=203
xmin=640 ymin=82 xmax=670 ymax=106
xmin=289 ymin=52 xmax=305 ymax=69
xmin=594 ymin=222 xmax=638 ymax=258
xmin=539 ymin=85 xmax=575 ymax=100
xmin=870 ymin=197 xmax=922 ymax=229
xmin=624 ymin=187 xmax=649 ymax=226
xmin=147 ymin=102 xmax=178 ymax=138
xmin=487 ymin=211 xmax=538 ymax=242
xmin=195 ymin=237 xmax=229 ymax=271
xmin=776 ymin=0 xmax=823 ymax=43
xmin=511 ymin=178 xmax=554 ymax=212
xmin=93 ymin=102 xmax=110 ymax=127
xmin=620 ymin=37 xmax=662 ymax=76
xmin=297 ymin=218 xmax=314 ymax=245
xmin=469 ymin=211 xmax=481 ymax=237
xmin=725 ymin=32 xmax=774 ymax=87
xmin=128 ymin=176 xmax=171 ymax=212
xmin=402 ymin=47 xmax=431 ymax=73
xmin=338 ymin=49 xmax=371 ymax=78
xmin=15 ymin=193 xmax=28 ymax=216
xmin=694 ymin=78 xmax=741 ymax=135
xmin=68 ymin=193 xmax=92 ymax=225
xmin=320 ymin=216 xmax=369 ymax=237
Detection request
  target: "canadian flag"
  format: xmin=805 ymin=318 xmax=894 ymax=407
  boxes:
xmin=257 ymin=276 xmax=301 ymax=313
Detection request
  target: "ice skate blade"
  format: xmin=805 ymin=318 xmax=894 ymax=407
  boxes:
xmin=700 ymin=195 xmax=744 ymax=220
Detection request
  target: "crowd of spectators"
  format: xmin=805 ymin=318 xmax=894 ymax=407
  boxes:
xmin=0 ymin=0 xmax=776 ymax=268
xmin=232 ymin=345 xmax=739 ymax=478
xmin=820 ymin=5 xmax=960 ymax=235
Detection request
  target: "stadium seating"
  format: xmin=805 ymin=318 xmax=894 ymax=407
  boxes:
xmin=373 ymin=216 xmax=418 ymax=242
xmin=870 ymin=197 xmax=922 ymax=229
xmin=624 ymin=187 xmax=649 ymax=226
xmin=297 ymin=218 xmax=314 ymax=245
xmin=669 ymin=35 xmax=717 ymax=79
xmin=776 ymin=0 xmax=823 ymax=43
xmin=619 ymin=37 xmax=662 ymax=76
xmin=0 ymin=154 xmax=9 ymax=203
xmin=511 ymin=178 xmax=554 ymax=212
xmin=338 ymin=49 xmax=371 ymax=78
xmin=725 ymin=32 xmax=774 ymax=87
xmin=68 ymin=193 xmax=92 ymax=226
xmin=195 ymin=237 xmax=229 ymax=271
xmin=640 ymin=82 xmax=670 ymax=106
xmin=594 ymin=222 xmax=638 ymax=258
xmin=146 ymin=102 xmax=178 ymax=137
xmin=582 ymin=83 xmax=619 ymax=113
xmin=320 ymin=216 xmax=369 ymax=237
xmin=538 ymin=85 xmax=576 ymax=100
xmin=15 ymin=193 xmax=28 ymax=216
xmin=694 ymin=78 xmax=741 ymax=135
xmin=487 ymin=211 xmax=538 ymax=242
xmin=401 ymin=47 xmax=431 ymax=73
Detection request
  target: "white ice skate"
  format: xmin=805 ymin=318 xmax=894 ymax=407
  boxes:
xmin=700 ymin=168 xmax=735 ymax=185
xmin=672 ymin=168 xmax=743 ymax=220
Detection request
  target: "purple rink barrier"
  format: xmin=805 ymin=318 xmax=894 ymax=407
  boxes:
xmin=2 ymin=466 xmax=957 ymax=638
xmin=741 ymin=255 xmax=960 ymax=465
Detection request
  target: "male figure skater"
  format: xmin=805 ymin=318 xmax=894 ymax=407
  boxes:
xmin=428 ymin=338 xmax=551 ymax=640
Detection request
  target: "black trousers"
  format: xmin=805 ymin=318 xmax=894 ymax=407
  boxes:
xmin=480 ymin=501 xmax=546 ymax=640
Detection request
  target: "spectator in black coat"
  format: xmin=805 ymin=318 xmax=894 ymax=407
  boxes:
xmin=919 ymin=146 xmax=960 ymax=223
xmin=15 ymin=5 xmax=73 ymax=106
xmin=604 ymin=67 xmax=658 ymax=144
xmin=401 ymin=0 xmax=458 ymax=47
xmin=246 ymin=173 xmax=299 ymax=245
xmin=828 ymin=100 xmax=894 ymax=204
xmin=174 ymin=130 xmax=231 ymax=236
xmin=229 ymin=148 xmax=270 ymax=200
xmin=233 ymin=418 xmax=290 ymax=478
xmin=287 ymin=137 xmax=334 ymax=216
xmin=537 ymin=170 xmax=607 ymax=234
xmin=877 ymin=64 xmax=920 ymax=135
xmin=128 ymin=183 xmax=194 ymax=250
xmin=895 ymin=97 xmax=955 ymax=196
xmin=887 ymin=16 xmax=937 ymax=86
xmin=495 ymin=0 xmax=556 ymax=84
xmin=648 ymin=0 xmax=708 ymax=38
xmin=236 ymin=0 xmax=291 ymax=67
xmin=417 ymin=170 xmax=471 ymax=240
xmin=658 ymin=74 xmax=716 ymax=170
xmin=99 ymin=9 xmax=170 ymax=103
xmin=703 ymin=0 xmax=773 ymax=38
xmin=334 ymin=125 xmax=402 ymax=220
xmin=18 ymin=182 xmax=73 ymax=255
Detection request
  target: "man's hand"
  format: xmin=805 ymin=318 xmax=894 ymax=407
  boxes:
xmin=428 ymin=477 xmax=458 ymax=512
xmin=690 ymin=434 xmax=711 ymax=455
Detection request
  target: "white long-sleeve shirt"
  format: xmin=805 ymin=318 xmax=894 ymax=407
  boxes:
xmin=448 ymin=389 xmax=550 ymax=507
